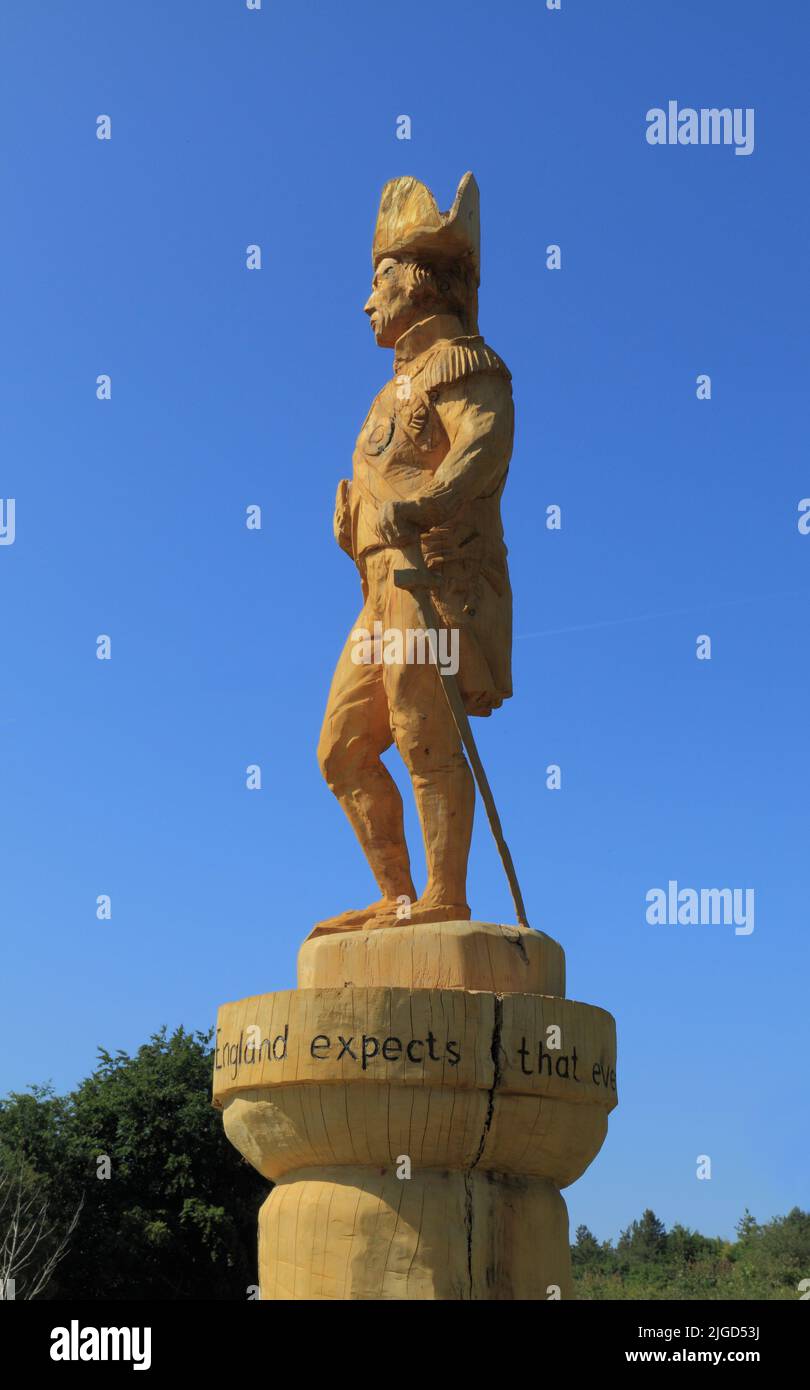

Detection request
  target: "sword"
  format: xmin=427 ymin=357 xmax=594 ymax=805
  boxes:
xmin=393 ymin=545 xmax=530 ymax=930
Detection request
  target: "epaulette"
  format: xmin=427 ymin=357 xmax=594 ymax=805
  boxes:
xmin=421 ymin=337 xmax=512 ymax=392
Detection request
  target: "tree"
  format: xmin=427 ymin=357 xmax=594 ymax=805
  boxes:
xmin=0 ymin=1027 xmax=266 ymax=1299
xmin=755 ymin=1207 xmax=810 ymax=1288
xmin=572 ymin=1224 xmax=603 ymax=1267
xmin=0 ymin=1152 xmax=82 ymax=1299
xmin=735 ymin=1208 xmax=759 ymax=1241
xmin=618 ymin=1208 xmax=667 ymax=1262
xmin=667 ymin=1222 xmax=716 ymax=1265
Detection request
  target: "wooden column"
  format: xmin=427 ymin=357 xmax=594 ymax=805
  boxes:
xmin=213 ymin=922 xmax=617 ymax=1300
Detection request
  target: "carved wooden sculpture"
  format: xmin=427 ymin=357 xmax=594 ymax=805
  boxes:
xmin=215 ymin=174 xmax=618 ymax=1300
xmin=315 ymin=171 xmax=520 ymax=935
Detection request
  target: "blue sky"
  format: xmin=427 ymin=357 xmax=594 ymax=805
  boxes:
xmin=2 ymin=0 xmax=808 ymax=1245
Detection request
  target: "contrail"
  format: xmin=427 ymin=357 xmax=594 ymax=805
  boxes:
xmin=515 ymin=590 xmax=808 ymax=641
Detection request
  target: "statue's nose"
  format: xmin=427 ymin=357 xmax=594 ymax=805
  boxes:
xmin=363 ymin=295 xmax=375 ymax=316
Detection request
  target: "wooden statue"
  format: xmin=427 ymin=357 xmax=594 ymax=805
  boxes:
xmin=214 ymin=175 xmax=618 ymax=1300
xmin=315 ymin=172 xmax=523 ymax=936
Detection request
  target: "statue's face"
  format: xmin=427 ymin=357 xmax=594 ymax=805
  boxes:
xmin=363 ymin=257 xmax=422 ymax=348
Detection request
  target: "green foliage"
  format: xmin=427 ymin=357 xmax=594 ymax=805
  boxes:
xmin=0 ymin=1027 xmax=266 ymax=1300
xmin=572 ymin=1224 xmax=603 ymax=1266
xmin=572 ymin=1206 xmax=810 ymax=1300
xmin=618 ymin=1208 xmax=668 ymax=1262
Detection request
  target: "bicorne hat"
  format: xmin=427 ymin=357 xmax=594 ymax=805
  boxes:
xmin=372 ymin=172 xmax=480 ymax=332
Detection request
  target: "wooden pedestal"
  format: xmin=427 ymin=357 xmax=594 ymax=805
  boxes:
xmin=213 ymin=922 xmax=617 ymax=1300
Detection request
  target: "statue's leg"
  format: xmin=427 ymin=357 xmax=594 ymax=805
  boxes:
xmin=384 ymin=653 xmax=474 ymax=920
xmin=371 ymin=557 xmax=475 ymax=920
xmin=312 ymin=616 xmax=417 ymax=934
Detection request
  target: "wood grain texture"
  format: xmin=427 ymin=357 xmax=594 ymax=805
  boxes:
xmin=258 ymin=1169 xmax=572 ymax=1301
xmin=298 ymin=919 xmax=565 ymax=995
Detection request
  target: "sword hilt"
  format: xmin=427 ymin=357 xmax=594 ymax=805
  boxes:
xmin=393 ymin=566 xmax=440 ymax=592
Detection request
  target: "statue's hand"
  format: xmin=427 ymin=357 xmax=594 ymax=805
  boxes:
xmin=378 ymin=499 xmax=421 ymax=547
xmin=333 ymin=478 xmax=353 ymax=556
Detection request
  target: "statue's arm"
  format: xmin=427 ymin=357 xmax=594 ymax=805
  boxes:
xmin=417 ymin=374 xmax=513 ymax=526
xmin=380 ymin=372 xmax=513 ymax=542
xmin=333 ymin=477 xmax=354 ymax=557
